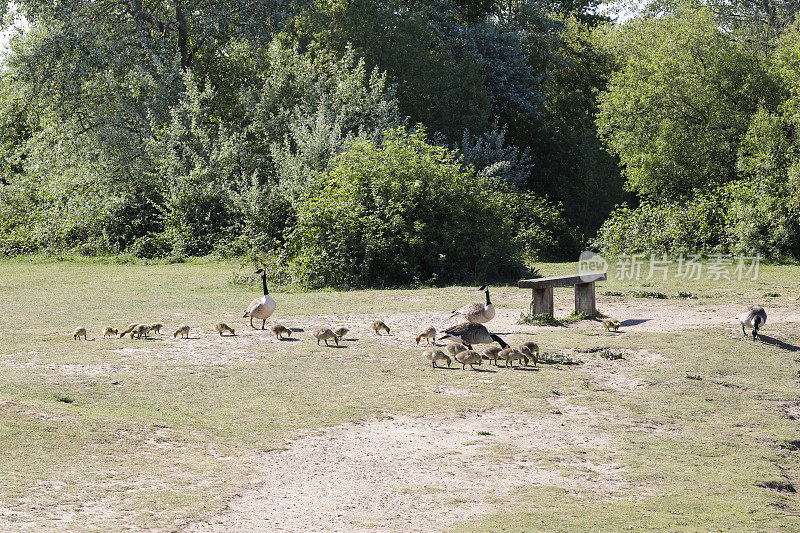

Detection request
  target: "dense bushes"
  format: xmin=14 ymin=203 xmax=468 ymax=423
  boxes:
xmin=285 ymin=129 xmax=573 ymax=287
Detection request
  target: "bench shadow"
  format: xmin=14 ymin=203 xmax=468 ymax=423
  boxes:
xmin=619 ymin=319 xmax=650 ymax=327
xmin=758 ymin=335 xmax=800 ymax=351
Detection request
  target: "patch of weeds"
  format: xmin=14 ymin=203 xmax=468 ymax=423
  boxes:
xmin=674 ymin=291 xmax=697 ymax=299
xmin=686 ymin=374 xmax=703 ymax=381
xmin=630 ymin=290 xmax=668 ymax=299
xmin=758 ymin=480 xmax=796 ymax=493
xmin=518 ymin=313 xmax=564 ymax=326
xmin=601 ymin=290 xmax=625 ymax=297
xmin=55 ymin=394 xmax=74 ymax=404
xmin=763 ymin=292 xmax=781 ymax=298
xmin=599 ymin=350 xmax=624 ymax=360
xmin=538 ymin=352 xmax=583 ymax=365
xmin=477 ymin=431 xmax=492 ymax=436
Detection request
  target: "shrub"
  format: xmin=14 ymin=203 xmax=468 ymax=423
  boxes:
xmin=287 ymin=128 xmax=525 ymax=288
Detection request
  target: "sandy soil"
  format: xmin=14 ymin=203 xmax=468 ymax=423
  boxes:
xmin=188 ymin=407 xmax=628 ymax=533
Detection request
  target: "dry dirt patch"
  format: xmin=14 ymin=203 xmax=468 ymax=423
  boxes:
xmin=189 ymin=408 xmax=628 ymax=533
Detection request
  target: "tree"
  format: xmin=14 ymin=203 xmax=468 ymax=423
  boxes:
xmin=596 ymin=5 xmax=785 ymax=197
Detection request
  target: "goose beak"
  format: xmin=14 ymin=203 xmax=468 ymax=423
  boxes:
xmin=478 ymin=285 xmax=487 ymax=291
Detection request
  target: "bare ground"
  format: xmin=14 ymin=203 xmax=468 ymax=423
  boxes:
xmin=187 ymin=406 xmax=629 ymax=533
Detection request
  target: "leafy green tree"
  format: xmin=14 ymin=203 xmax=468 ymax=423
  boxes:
xmin=596 ymin=6 xmax=785 ymax=197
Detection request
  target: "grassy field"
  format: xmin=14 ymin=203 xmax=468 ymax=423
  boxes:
xmin=2 ymin=258 xmax=800 ymax=531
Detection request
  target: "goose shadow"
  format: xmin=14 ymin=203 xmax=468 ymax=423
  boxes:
xmin=512 ymin=366 xmax=540 ymax=371
xmin=278 ymin=337 xmax=301 ymax=342
xmin=432 ymin=366 xmax=459 ymax=371
xmin=619 ymin=319 xmax=650 ymax=327
xmin=464 ymin=367 xmax=497 ymax=373
xmin=319 ymin=344 xmax=347 ymax=349
xmin=758 ymin=335 xmax=800 ymax=351
xmin=341 ymin=337 xmax=359 ymax=342
xmin=290 ymin=328 xmax=305 ymax=332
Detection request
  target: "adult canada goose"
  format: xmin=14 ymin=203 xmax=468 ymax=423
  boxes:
xmin=244 ymin=268 xmax=277 ymax=329
xmin=739 ymin=305 xmax=767 ymax=341
xmin=451 ymin=285 xmax=495 ymax=324
xmin=439 ymin=322 xmax=508 ymax=350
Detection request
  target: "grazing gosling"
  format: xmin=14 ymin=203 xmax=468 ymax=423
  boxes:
xmin=102 ymin=326 xmax=118 ymax=339
xmin=602 ymin=318 xmax=621 ymax=332
xmin=150 ymin=323 xmax=163 ymax=334
xmin=120 ymin=323 xmax=138 ymax=337
xmin=423 ymin=349 xmax=451 ymax=368
xmin=215 ymin=323 xmax=236 ymax=336
xmin=371 ymin=320 xmax=390 ymax=335
xmin=173 ymin=325 xmax=190 ymax=339
xmin=498 ymin=348 xmax=524 ymax=368
xmin=333 ymin=327 xmax=349 ymax=341
xmin=73 ymin=327 xmax=88 ymax=340
xmin=445 ymin=342 xmax=468 ymax=357
xmin=415 ymin=326 xmax=436 ymax=345
xmin=313 ymin=327 xmax=339 ymax=346
xmin=739 ymin=305 xmax=767 ymax=341
xmin=518 ymin=342 xmax=539 ymax=366
xmin=130 ymin=324 xmax=151 ymax=339
xmin=482 ymin=346 xmax=502 ymax=366
xmin=271 ymin=323 xmax=292 ymax=339
xmin=455 ymin=349 xmax=483 ymax=370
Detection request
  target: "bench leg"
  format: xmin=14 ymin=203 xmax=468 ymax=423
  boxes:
xmin=532 ymin=287 xmax=554 ymax=316
xmin=575 ymin=282 xmax=596 ymax=317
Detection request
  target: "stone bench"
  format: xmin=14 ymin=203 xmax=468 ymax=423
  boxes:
xmin=518 ymin=272 xmax=607 ymax=318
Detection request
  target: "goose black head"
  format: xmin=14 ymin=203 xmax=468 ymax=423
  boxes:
xmin=254 ymin=268 xmax=265 ymax=276
xmin=478 ymin=285 xmax=488 ymax=291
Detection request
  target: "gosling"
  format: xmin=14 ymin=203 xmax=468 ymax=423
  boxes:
xmin=313 ymin=327 xmax=339 ymax=346
xmin=498 ymin=348 xmax=524 ymax=368
xmin=333 ymin=326 xmax=349 ymax=341
xmin=120 ymin=323 xmax=138 ymax=337
xmin=445 ymin=342 xmax=468 ymax=357
xmin=73 ymin=327 xmax=87 ymax=340
xmin=130 ymin=324 xmax=151 ymax=339
xmin=602 ymin=318 xmax=621 ymax=332
xmin=102 ymin=327 xmax=118 ymax=339
xmin=271 ymin=324 xmax=292 ymax=339
xmin=455 ymin=349 xmax=483 ymax=370
xmin=173 ymin=325 xmax=190 ymax=339
xmin=518 ymin=342 xmax=539 ymax=366
xmin=415 ymin=326 xmax=436 ymax=345
xmin=371 ymin=320 xmax=390 ymax=335
xmin=482 ymin=346 xmax=502 ymax=366
xmin=150 ymin=323 xmax=163 ymax=334
xmin=215 ymin=323 xmax=236 ymax=336
xmin=423 ymin=349 xmax=451 ymax=368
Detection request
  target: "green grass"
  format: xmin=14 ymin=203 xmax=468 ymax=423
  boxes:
xmin=1 ymin=258 xmax=800 ymax=530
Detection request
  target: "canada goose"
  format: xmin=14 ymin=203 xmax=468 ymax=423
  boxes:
xmin=439 ymin=322 xmax=508 ymax=350
xmin=423 ymin=349 xmax=451 ymax=368
xmin=130 ymin=324 xmax=151 ymax=339
xmin=482 ymin=346 xmax=502 ymax=365
xmin=73 ymin=327 xmax=87 ymax=340
xmin=102 ymin=327 xmax=118 ymax=339
xmin=498 ymin=348 xmax=523 ymax=368
xmin=173 ymin=325 xmax=190 ymax=339
xmin=454 ymin=349 xmax=483 ymax=370
xmin=215 ymin=323 xmax=236 ymax=336
xmin=602 ymin=318 xmax=620 ymax=332
xmin=371 ymin=320 xmax=390 ymax=335
xmin=415 ymin=326 xmax=436 ymax=345
xmin=518 ymin=342 xmax=539 ymax=366
xmin=271 ymin=323 xmax=292 ymax=339
xmin=313 ymin=327 xmax=338 ymax=346
xmin=120 ymin=323 xmax=138 ymax=337
xmin=150 ymin=323 xmax=163 ymax=334
xmin=333 ymin=327 xmax=349 ymax=341
xmin=445 ymin=342 xmax=468 ymax=356
xmin=244 ymin=268 xmax=277 ymax=329
xmin=451 ymin=285 xmax=495 ymax=324
xmin=739 ymin=305 xmax=767 ymax=341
